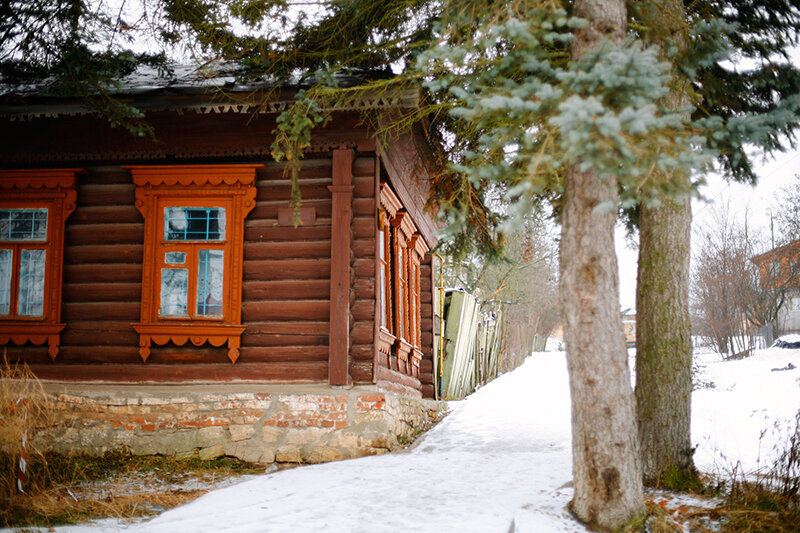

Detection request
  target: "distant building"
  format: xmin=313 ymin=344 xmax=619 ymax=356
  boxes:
xmin=751 ymin=239 xmax=800 ymax=334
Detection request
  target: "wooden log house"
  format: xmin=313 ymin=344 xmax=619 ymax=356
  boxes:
xmin=0 ymin=72 xmax=440 ymax=401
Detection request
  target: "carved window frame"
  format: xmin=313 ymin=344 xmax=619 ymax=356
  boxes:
xmin=0 ymin=169 xmax=80 ymax=359
xmin=128 ymin=165 xmax=260 ymax=364
xmin=377 ymin=184 xmax=427 ymax=376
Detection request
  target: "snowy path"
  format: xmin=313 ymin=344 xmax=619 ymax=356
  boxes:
xmin=135 ymin=352 xmax=585 ymax=533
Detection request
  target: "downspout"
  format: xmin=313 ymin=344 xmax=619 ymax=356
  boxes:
xmin=432 ymin=254 xmax=445 ymax=399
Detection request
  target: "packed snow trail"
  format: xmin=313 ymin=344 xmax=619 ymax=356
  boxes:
xmin=136 ymin=352 xmax=586 ymax=532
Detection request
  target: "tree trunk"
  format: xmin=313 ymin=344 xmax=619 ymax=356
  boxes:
xmin=561 ymin=6 xmax=643 ymax=527
xmin=635 ymin=196 xmax=694 ymax=481
xmin=634 ymin=0 xmax=696 ymax=483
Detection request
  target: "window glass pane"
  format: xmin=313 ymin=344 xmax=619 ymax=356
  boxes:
xmin=197 ymin=250 xmax=224 ymax=316
xmin=165 ymin=251 xmax=186 ymax=264
xmin=160 ymin=268 xmax=188 ymax=316
xmin=0 ymin=249 xmax=11 ymax=315
xmin=0 ymin=209 xmax=48 ymax=241
xmin=164 ymin=207 xmax=225 ymax=241
xmin=18 ymin=249 xmax=46 ymax=316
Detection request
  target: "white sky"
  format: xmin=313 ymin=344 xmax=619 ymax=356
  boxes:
xmin=616 ymin=147 xmax=800 ymax=311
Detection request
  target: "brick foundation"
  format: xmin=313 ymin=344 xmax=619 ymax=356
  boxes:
xmin=35 ymin=384 xmax=445 ymax=464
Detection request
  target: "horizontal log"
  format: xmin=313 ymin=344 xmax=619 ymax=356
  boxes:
xmin=244 ymin=240 xmax=330 ymax=261
xmin=66 ymin=223 xmax=143 ymax=246
xmin=352 ymin=217 xmax=374 ymax=239
xmin=1 ymin=347 xmax=59 ymax=365
xmin=257 ymin=158 xmax=331 ymax=181
xmin=353 ymin=258 xmax=374 ymax=278
xmin=421 ymin=332 xmax=433 ymax=346
xmin=63 ymin=301 xmax=140 ymax=321
xmin=243 ymin=280 xmax=330 ymax=301
xmin=352 ymin=238 xmax=375 ymax=259
xmin=351 ymin=322 xmax=374 ymax=345
xmin=65 ymin=244 xmax=143 ymax=265
xmin=249 ymin=200 xmax=332 ymax=221
xmin=352 ymin=176 xmax=374 ymax=198
xmin=58 ymin=345 xmax=142 ymax=363
xmin=27 ymin=361 xmax=329 ymax=383
xmin=71 ymin=205 xmax=141 ymax=225
xmin=351 ymin=344 xmax=375 ymax=361
xmin=353 ymin=278 xmax=375 ymax=300
xmin=61 ymin=321 xmax=139 ymax=346
xmin=352 ymin=197 xmax=375 ymax=216
xmin=256 ymin=183 xmax=331 ymax=203
xmin=76 ymin=184 xmax=136 ymax=206
xmin=243 ymin=259 xmax=330 ymax=281
xmin=349 ymin=360 xmax=373 ymax=384
xmin=420 ymin=359 xmax=433 ymax=373
xmin=243 ymin=321 xmax=329 ymax=335
xmin=353 ymin=157 xmax=375 ymax=177
xmin=236 ymin=345 xmax=328 ymax=362
xmin=63 ymin=282 xmax=141 ymax=303
xmin=421 ymin=384 xmax=435 ymax=399
xmin=245 ymin=224 xmax=331 ymax=242
xmin=241 ymin=300 xmax=329 ymax=321
xmin=375 ymin=365 xmax=422 ymax=391
xmin=241 ymin=333 xmax=328 ymax=348
xmin=421 ymin=303 xmax=432 ymax=317
xmin=64 ymin=263 xmax=142 ymax=283
xmin=352 ymin=299 xmax=374 ymax=321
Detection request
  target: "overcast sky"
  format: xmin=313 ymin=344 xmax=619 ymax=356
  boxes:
xmin=616 ymin=148 xmax=800 ymax=311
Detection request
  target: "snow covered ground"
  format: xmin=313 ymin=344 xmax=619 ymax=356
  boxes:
xmin=16 ymin=345 xmax=800 ymax=532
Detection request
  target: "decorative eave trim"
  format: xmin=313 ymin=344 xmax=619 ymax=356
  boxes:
xmin=1 ymin=88 xmax=421 ymax=122
xmin=379 ymin=183 xmax=402 ymax=217
xmin=408 ymin=233 xmax=429 ymax=255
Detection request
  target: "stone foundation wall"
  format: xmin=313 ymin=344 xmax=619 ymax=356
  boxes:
xmin=35 ymin=384 xmax=445 ymax=465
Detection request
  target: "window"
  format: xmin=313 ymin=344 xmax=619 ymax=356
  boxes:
xmin=377 ymin=184 xmax=428 ymax=377
xmin=0 ymin=169 xmax=80 ymax=359
xmin=128 ymin=165 xmax=260 ymax=363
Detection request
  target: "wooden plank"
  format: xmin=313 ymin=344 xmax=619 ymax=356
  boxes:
xmin=27 ymin=362 xmax=329 ymax=383
xmin=79 ymin=168 xmax=134 ymax=186
xmin=72 ymin=205 xmax=141 ymax=224
xmin=328 ymin=148 xmax=354 ymax=386
xmin=63 ymin=282 xmax=140 ymax=302
xmin=244 ymin=240 xmax=330 ymax=260
xmin=257 ymin=158 xmax=331 ymax=181
xmin=63 ymin=301 xmax=140 ymax=321
xmin=243 ymin=259 xmax=330 ymax=281
xmin=353 ymin=157 xmax=375 ymax=177
xmin=65 ymin=244 xmax=143 ymax=264
xmin=243 ymin=280 xmax=330 ymax=301
xmin=66 ymin=223 xmax=143 ymax=245
xmin=64 ymin=263 xmax=142 ymax=283
xmin=245 ymin=224 xmax=330 ymax=242
xmin=75 ymin=184 xmax=136 ymax=206
xmin=242 ymin=300 xmax=329 ymax=321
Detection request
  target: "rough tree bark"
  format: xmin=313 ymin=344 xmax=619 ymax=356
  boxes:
xmin=636 ymin=196 xmax=694 ymax=480
xmin=559 ymin=1 xmax=645 ymax=527
xmin=635 ymin=0 xmax=696 ymax=482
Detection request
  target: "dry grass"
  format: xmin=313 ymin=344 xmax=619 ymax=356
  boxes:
xmin=0 ymin=452 xmax=265 ymax=527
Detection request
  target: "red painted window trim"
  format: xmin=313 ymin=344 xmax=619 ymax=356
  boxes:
xmin=0 ymin=169 xmax=80 ymax=359
xmin=127 ymin=165 xmax=261 ymax=364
